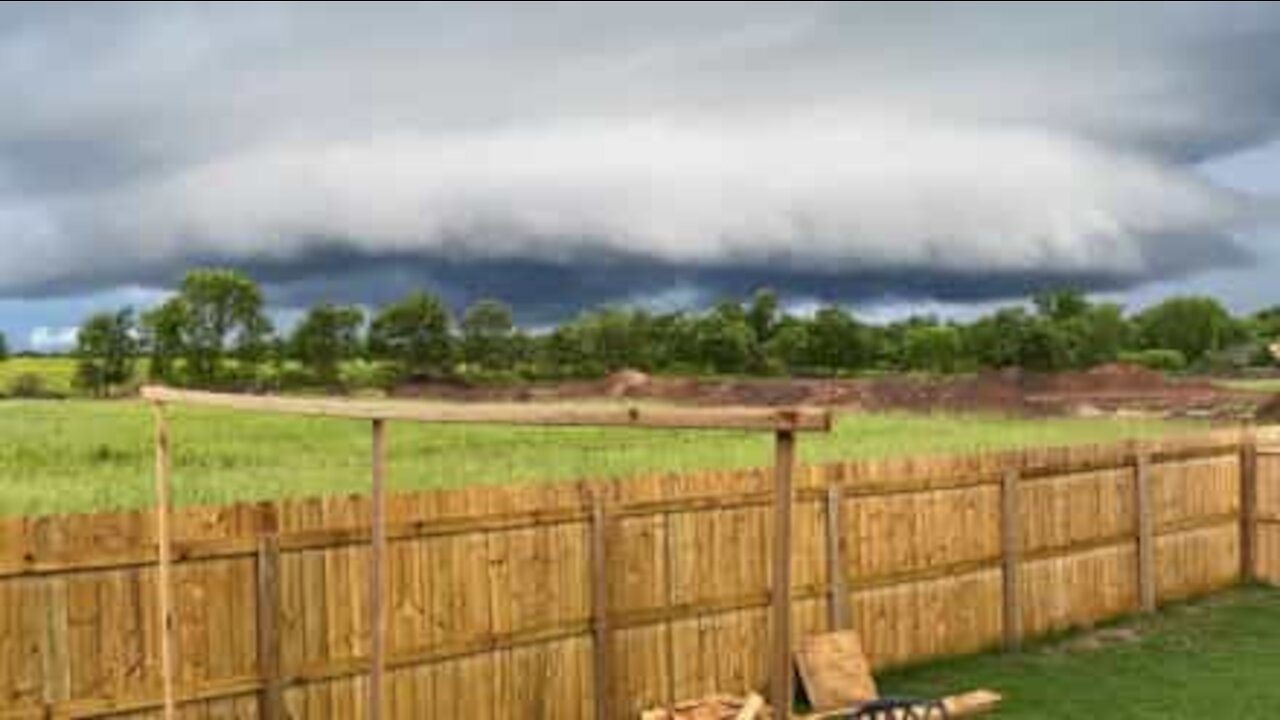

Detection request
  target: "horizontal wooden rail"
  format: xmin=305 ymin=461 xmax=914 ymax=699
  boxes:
xmin=0 ymin=491 xmax=1248 ymax=581
xmin=140 ymin=386 xmax=833 ymax=431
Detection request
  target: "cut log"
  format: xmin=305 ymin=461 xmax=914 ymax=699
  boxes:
xmin=941 ymin=690 xmax=1002 ymax=717
xmin=734 ymin=693 xmax=766 ymax=720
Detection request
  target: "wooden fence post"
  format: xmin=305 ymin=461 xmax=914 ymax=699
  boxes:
xmin=826 ymin=483 xmax=849 ymax=631
xmin=589 ymin=490 xmax=612 ymax=720
xmin=256 ymin=503 xmax=283 ymax=720
xmin=151 ymin=402 xmax=177 ymax=720
xmin=771 ymin=429 xmax=796 ymax=719
xmin=369 ymin=419 xmax=387 ymax=720
xmin=1241 ymin=431 xmax=1258 ymax=583
xmin=1135 ymin=452 xmax=1156 ymax=613
xmin=1000 ymin=468 xmax=1022 ymax=652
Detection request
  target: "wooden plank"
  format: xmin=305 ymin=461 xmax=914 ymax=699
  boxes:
xmin=1000 ymin=468 xmax=1022 ymax=651
xmin=152 ymin=401 xmax=177 ymax=720
xmin=825 ymin=485 xmax=849 ymax=631
xmin=1135 ymin=453 xmax=1156 ymax=613
xmin=256 ymin=529 xmax=283 ymax=720
xmin=140 ymin=385 xmax=833 ymax=431
xmin=771 ymin=429 xmax=797 ymax=719
xmin=1241 ymin=434 xmax=1258 ymax=582
xmin=589 ymin=491 xmax=612 ymax=720
xmin=793 ymin=631 xmax=877 ymax=711
xmin=801 ymin=689 xmax=1001 ymax=719
xmin=369 ymin=419 xmax=387 ymax=720
xmin=137 ymin=386 xmax=829 ymax=430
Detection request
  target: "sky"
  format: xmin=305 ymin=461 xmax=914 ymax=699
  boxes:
xmin=2 ymin=1 xmax=1279 ymax=351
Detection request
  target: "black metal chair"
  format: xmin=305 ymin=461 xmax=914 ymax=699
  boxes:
xmin=841 ymin=696 xmax=950 ymax=719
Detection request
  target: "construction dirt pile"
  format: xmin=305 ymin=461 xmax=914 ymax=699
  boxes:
xmin=391 ymin=364 xmax=1271 ymax=419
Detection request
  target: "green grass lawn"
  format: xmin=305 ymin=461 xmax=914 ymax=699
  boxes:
xmin=879 ymin=586 xmax=1280 ymax=718
xmin=0 ymin=399 xmax=1196 ymax=516
xmin=1215 ymin=377 xmax=1280 ymax=393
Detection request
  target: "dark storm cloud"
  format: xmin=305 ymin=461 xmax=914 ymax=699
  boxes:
xmin=0 ymin=1 xmax=1279 ymax=317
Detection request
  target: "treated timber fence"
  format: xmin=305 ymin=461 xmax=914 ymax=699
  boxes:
xmin=3 ymin=425 xmax=1280 ymax=719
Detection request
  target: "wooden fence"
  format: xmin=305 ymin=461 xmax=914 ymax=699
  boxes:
xmin=3 ymin=426 xmax=1280 ymax=719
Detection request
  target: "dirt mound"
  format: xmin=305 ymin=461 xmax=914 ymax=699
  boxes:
xmin=385 ymin=362 xmax=1269 ymax=419
xmin=1254 ymin=394 xmax=1280 ymax=423
xmin=1045 ymin=363 xmax=1176 ymax=394
xmin=603 ymin=369 xmax=651 ymax=397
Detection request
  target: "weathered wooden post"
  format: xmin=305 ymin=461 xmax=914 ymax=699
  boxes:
xmin=1135 ymin=451 xmax=1156 ymax=613
xmin=1000 ymin=467 xmax=1022 ymax=651
xmin=370 ymin=418 xmax=388 ymax=720
xmin=826 ymin=483 xmax=850 ymax=631
xmin=771 ymin=423 xmax=797 ymax=718
xmin=1241 ymin=429 xmax=1258 ymax=582
xmin=151 ymin=401 xmax=177 ymax=720
xmin=589 ymin=488 xmax=612 ymax=720
xmin=256 ymin=502 xmax=283 ymax=720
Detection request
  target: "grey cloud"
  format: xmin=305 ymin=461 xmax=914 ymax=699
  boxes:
xmin=0 ymin=2 xmax=1278 ymax=315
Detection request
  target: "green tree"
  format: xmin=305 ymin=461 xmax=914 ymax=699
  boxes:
xmin=1135 ymin=296 xmax=1240 ymax=364
xmin=0 ymin=330 xmax=7 ymax=361
xmin=805 ymin=305 xmax=867 ymax=373
xmin=1033 ymin=288 xmax=1090 ymax=322
xmin=902 ymin=324 xmax=963 ymax=373
xmin=572 ymin=308 xmax=654 ymax=373
xmin=746 ymin=288 xmax=780 ymax=344
xmin=140 ymin=298 xmax=189 ymax=382
xmin=369 ymin=291 xmax=454 ymax=377
xmin=290 ymin=304 xmax=364 ymax=384
xmin=1020 ymin=317 xmax=1072 ymax=372
xmin=461 ymin=299 xmax=516 ymax=372
xmin=1064 ymin=303 xmax=1132 ymax=368
xmin=763 ymin=318 xmax=810 ymax=374
xmin=539 ymin=323 xmax=597 ymax=378
xmin=179 ymin=268 xmax=270 ymax=384
xmin=694 ymin=304 xmax=755 ymax=374
xmin=74 ymin=308 xmax=138 ymax=397
xmin=965 ymin=307 xmax=1032 ymax=369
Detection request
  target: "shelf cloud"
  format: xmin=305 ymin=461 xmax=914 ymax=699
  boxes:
xmin=1 ymin=2 xmax=1278 ymax=318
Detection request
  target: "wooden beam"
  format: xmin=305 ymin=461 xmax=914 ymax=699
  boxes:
xmin=771 ymin=429 xmax=797 ymax=719
xmin=1135 ymin=453 xmax=1156 ymax=613
xmin=825 ymin=484 xmax=849 ymax=631
xmin=369 ymin=419 xmax=387 ymax=720
xmin=1000 ymin=468 xmax=1022 ymax=652
xmin=589 ymin=490 xmax=612 ymax=720
xmin=151 ymin=401 xmax=177 ymax=720
xmin=255 ymin=505 xmax=283 ymax=720
xmin=1241 ymin=431 xmax=1258 ymax=582
xmin=140 ymin=386 xmax=833 ymax=432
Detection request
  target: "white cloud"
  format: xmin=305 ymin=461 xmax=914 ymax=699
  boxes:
xmin=27 ymin=325 xmax=77 ymax=352
xmin=0 ymin=2 xmax=1276 ymax=304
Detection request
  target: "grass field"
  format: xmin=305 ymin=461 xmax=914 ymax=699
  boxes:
xmin=1215 ymin=377 xmax=1280 ymax=393
xmin=0 ymin=399 xmax=1196 ymax=516
xmin=879 ymin=585 xmax=1280 ymax=718
xmin=0 ymin=356 xmax=78 ymax=395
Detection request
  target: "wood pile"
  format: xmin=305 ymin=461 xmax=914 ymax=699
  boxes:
xmin=641 ymin=692 xmax=770 ymax=720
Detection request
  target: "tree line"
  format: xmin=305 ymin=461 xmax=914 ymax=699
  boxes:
xmin=21 ymin=267 xmax=1279 ymax=396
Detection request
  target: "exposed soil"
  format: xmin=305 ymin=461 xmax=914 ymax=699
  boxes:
xmin=392 ymin=364 xmax=1274 ymax=419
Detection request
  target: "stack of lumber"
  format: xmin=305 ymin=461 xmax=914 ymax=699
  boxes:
xmin=641 ymin=692 xmax=770 ymax=720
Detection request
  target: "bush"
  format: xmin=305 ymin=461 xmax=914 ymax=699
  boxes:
xmin=6 ymin=372 xmax=64 ymax=399
xmin=1118 ymin=349 xmax=1187 ymax=373
xmin=340 ymin=360 xmax=400 ymax=391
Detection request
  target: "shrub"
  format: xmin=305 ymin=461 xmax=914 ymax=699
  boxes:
xmin=7 ymin=372 xmax=63 ymax=399
xmin=1118 ymin=349 xmax=1187 ymax=373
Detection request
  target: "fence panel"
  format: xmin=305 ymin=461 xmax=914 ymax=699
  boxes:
xmin=0 ymin=428 xmax=1271 ymax=719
